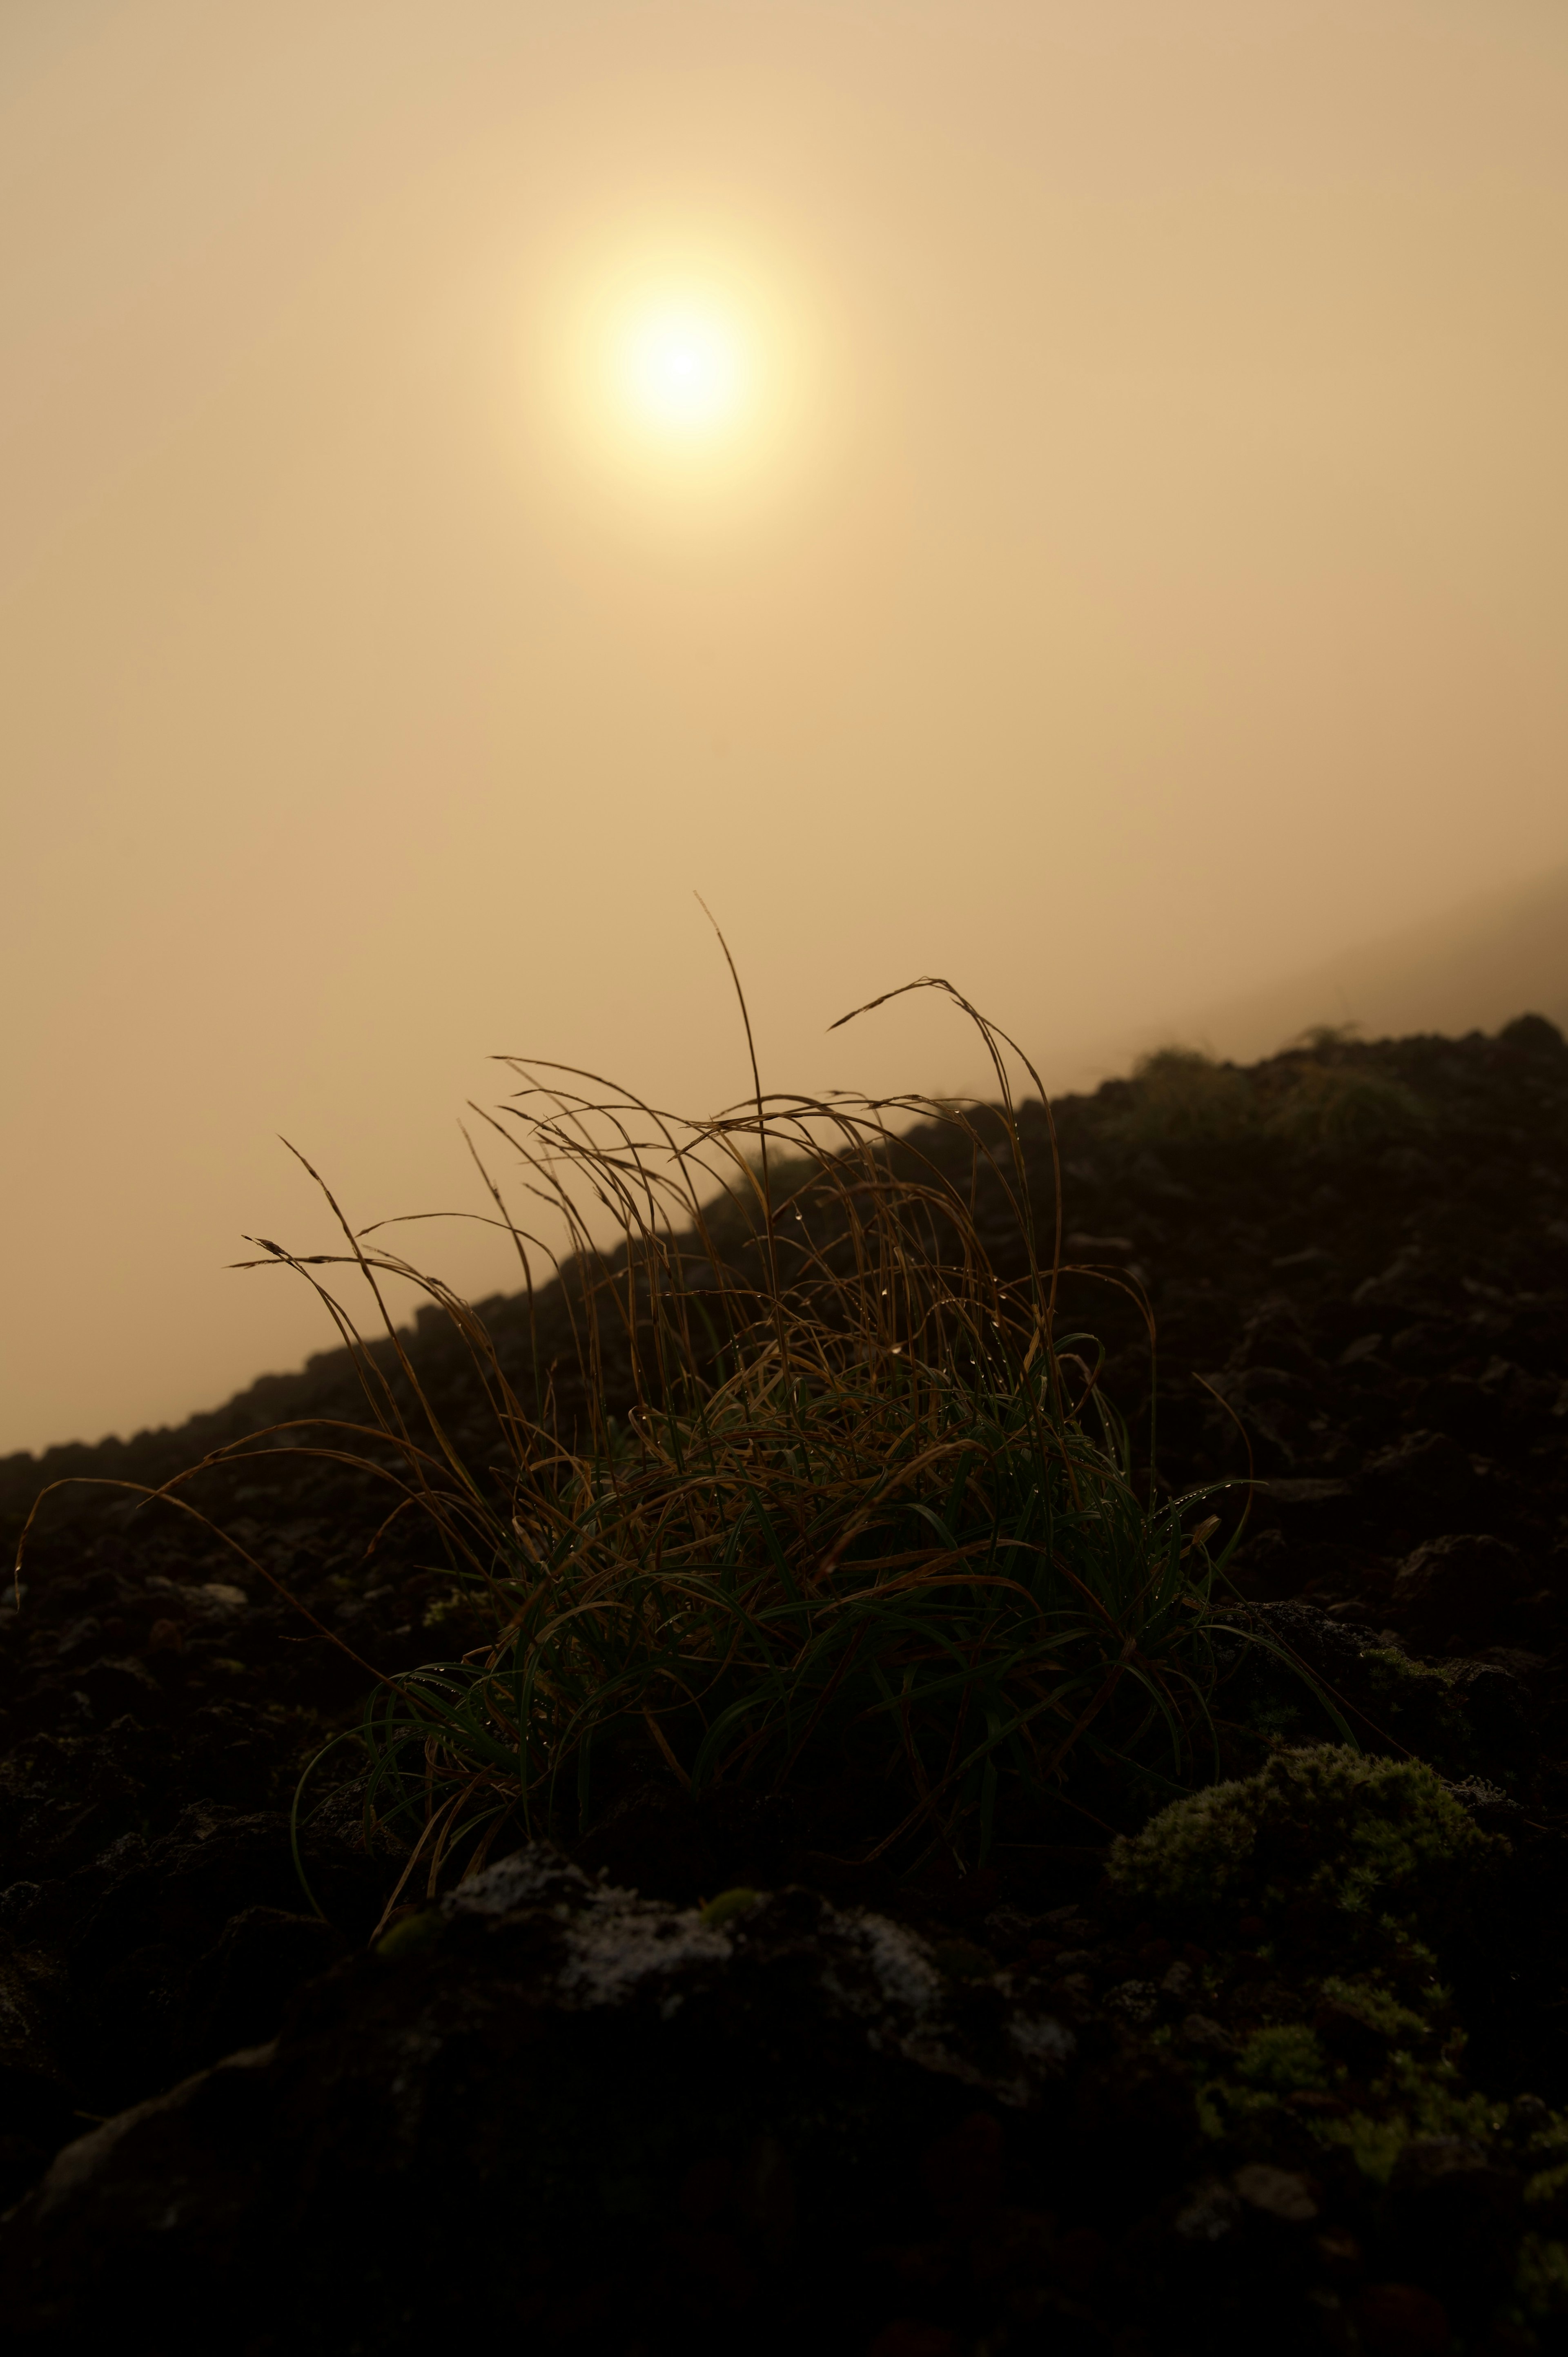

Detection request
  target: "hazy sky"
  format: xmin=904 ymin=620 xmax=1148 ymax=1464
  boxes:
xmin=4 ymin=0 xmax=1566 ymax=1455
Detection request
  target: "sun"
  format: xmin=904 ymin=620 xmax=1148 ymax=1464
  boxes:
xmin=617 ymin=301 xmax=747 ymax=439
xmin=532 ymin=230 xmax=826 ymax=510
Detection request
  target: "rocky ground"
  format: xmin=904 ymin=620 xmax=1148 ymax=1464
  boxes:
xmin=1 ymin=1015 xmax=1566 ymax=2354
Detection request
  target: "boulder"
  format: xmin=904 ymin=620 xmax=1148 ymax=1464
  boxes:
xmin=1391 ymin=1533 xmax=1527 ymax=1644
xmin=0 ymin=1846 xmax=1082 ymax=2351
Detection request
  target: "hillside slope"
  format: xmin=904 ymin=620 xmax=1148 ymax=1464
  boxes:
xmin=3 ymin=1011 xmax=1568 ymax=2353
xmin=1169 ymin=860 xmax=1568 ymax=1070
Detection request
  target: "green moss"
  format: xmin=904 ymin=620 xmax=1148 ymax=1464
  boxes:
xmin=1315 ymin=2076 xmax=1497 ymax=2186
xmin=1352 ymin=1648 xmax=1523 ymax=1779
xmin=1524 ymin=2121 xmax=1568 ymax=2168
xmin=1526 ymin=2163 xmax=1568 ymax=2219
xmin=421 ymin=1589 xmax=467 ymax=1630
xmin=1231 ymin=1635 xmax=1510 ymax=1782
xmin=1387 ymin=2058 xmax=1495 ymax=2137
xmin=1106 ymin=1744 xmax=1498 ymax=1930
xmin=1322 ymin=2111 xmax=1411 ymax=2185
xmin=1516 ymin=2232 xmax=1568 ymax=2321
xmin=1358 ymin=1647 xmax=1474 ymax=1726
xmin=1194 ymin=2087 xmax=1227 ymax=2140
xmin=1188 ymin=2041 xmax=1482 ymax=2161
xmin=1317 ymin=1974 xmax=1433 ymax=2044
xmin=1236 ymin=2025 xmax=1330 ymax=2092
xmin=376 ymin=1909 xmax=445 ymax=1963
xmin=700 ymin=1887 xmax=760 ymax=1929
xmin=1241 ymin=1694 xmax=1312 ymax=1742
xmin=1360 ymin=1648 xmax=1454 ymax=1695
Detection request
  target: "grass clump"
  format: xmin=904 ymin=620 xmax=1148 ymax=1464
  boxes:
xmin=1114 ymin=1039 xmax=1427 ymax=1154
xmin=16 ymin=975 xmax=1280 ymax=1897
xmin=1116 ymin=1049 xmax=1258 ymax=1147
xmin=1263 ymin=1061 xmax=1427 ymax=1148
xmin=137 ymin=976 xmax=1255 ymax=1892
xmin=327 ymin=981 xmax=1251 ymax=1887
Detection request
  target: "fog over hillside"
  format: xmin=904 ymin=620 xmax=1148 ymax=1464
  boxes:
xmin=4 ymin=0 xmax=1565 ymax=1455
xmin=1079 ymin=859 xmax=1568 ymax=1085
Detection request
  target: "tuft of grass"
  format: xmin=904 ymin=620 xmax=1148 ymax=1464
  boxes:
xmin=1115 ymin=1049 xmax=1258 ymax=1147
xmin=326 ymin=980 xmax=1258 ymax=1889
xmin=20 ymin=974 xmax=1272 ymax=1895
xmin=1263 ymin=1062 xmax=1427 ymax=1148
xmin=1114 ymin=1041 xmax=1426 ymax=1154
xmin=349 ymin=1318 xmax=1233 ymax=1892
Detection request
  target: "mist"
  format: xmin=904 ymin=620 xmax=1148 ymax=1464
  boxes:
xmin=4 ymin=0 xmax=1566 ymax=1455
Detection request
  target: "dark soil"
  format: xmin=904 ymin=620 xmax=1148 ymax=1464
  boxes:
xmin=2 ymin=1014 xmax=1567 ymax=2353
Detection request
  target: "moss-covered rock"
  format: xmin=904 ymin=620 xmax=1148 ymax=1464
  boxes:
xmin=1105 ymin=1743 xmax=1500 ymax=1932
xmin=1218 ymin=1605 xmax=1538 ymax=1782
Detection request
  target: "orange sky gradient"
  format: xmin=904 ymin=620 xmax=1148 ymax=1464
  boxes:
xmin=3 ymin=0 xmax=1566 ymax=1455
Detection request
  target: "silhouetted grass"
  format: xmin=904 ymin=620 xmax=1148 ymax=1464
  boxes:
xmin=19 ymin=975 xmax=1270 ymax=1901
xmin=264 ymin=976 xmax=1265 ymax=1903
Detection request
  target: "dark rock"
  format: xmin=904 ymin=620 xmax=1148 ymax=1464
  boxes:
xmin=8 ymin=1806 xmax=386 ymax=2113
xmin=1440 ymin=1661 xmax=1538 ymax=1763
xmin=918 ymin=2108 xmax=1005 ymax=2229
xmin=1253 ymin=1476 xmax=1357 ymax=1506
xmin=1384 ymin=2135 xmax=1521 ymax=2317
xmin=1241 ymin=1599 xmax=1390 ymax=1684
xmin=1363 ymin=1431 xmax=1480 ymax=1521
xmin=979 ymin=1904 xmax=1044 ymax=1956
xmin=1341 ymin=1332 xmax=1385 ymax=1366
xmin=0 ymin=1846 xmax=1081 ymax=2349
xmin=71 ymin=1659 xmax=166 ymax=1721
xmin=0 ymin=1938 xmax=77 ymax=2210
xmin=1498 ymin=1013 xmax=1565 ymax=1056
xmin=1229 ymin=1600 xmax=1537 ymax=1772
xmin=575 ymin=1776 xmax=719 ymax=1902
xmin=1037 ymin=1905 xmax=1104 ymax=1946
xmin=1350 ymin=2281 xmax=1453 ymax=2357
xmin=1312 ymin=1998 xmax=1390 ymax=2076
xmin=867 ymin=2323 xmax=958 ymax=2357
xmin=1105 ymin=1979 xmax=1159 ymax=2027
xmin=1392 ymin=1533 xmax=1527 ymax=1643
xmin=1072 ymin=2047 xmax=1198 ymax=2201
xmin=1232 ymin=2163 xmax=1317 ymax=2224
xmin=183 ymin=1907 xmax=347 ymax=2067
xmin=1171 ymin=2175 xmax=1242 ymax=2245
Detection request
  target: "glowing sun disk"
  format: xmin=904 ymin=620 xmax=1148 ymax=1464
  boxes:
xmin=619 ymin=303 xmax=746 ymax=436
xmin=537 ymin=231 xmax=825 ymax=509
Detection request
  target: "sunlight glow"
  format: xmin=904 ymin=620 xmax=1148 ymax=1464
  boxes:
xmin=532 ymin=228 xmax=828 ymax=514
xmin=618 ymin=303 xmax=746 ymax=437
